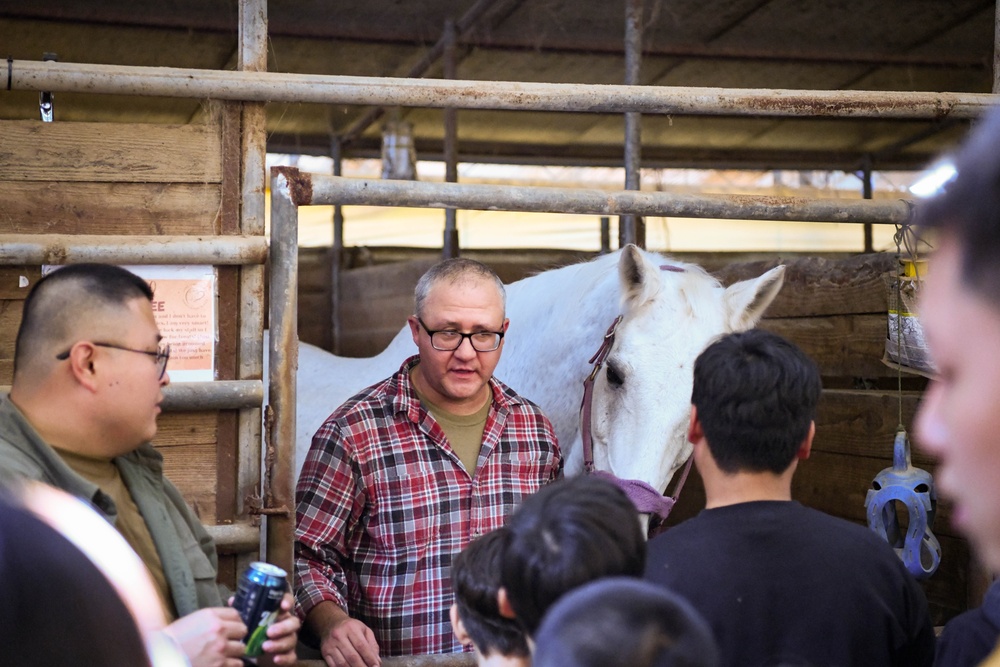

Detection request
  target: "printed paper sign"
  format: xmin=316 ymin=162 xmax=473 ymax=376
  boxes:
xmin=125 ymin=266 xmax=216 ymax=383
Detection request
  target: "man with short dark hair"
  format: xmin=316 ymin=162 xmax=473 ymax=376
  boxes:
xmin=295 ymin=257 xmax=561 ymax=667
xmin=498 ymin=474 xmax=646 ymax=642
xmin=0 ymin=263 xmax=300 ymax=667
xmin=643 ymin=329 xmax=934 ymax=667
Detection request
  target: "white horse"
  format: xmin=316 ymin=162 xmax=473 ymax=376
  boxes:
xmin=275 ymin=245 xmax=784 ymax=508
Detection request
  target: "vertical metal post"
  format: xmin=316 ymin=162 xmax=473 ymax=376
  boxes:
xmin=994 ymin=0 xmax=1000 ymax=94
xmin=330 ymin=137 xmax=345 ymax=354
xmin=600 ymin=216 xmax=611 ymax=254
xmin=862 ymin=154 xmax=874 ymax=253
xmin=620 ymin=0 xmax=645 ymax=248
xmin=443 ymin=18 xmax=460 ymax=259
xmin=237 ymin=0 xmax=267 ymax=571
xmin=267 ymin=170 xmax=299 ymax=577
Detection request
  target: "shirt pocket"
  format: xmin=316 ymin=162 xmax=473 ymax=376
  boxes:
xmin=500 ymin=449 xmax=558 ymax=483
xmin=370 ymin=465 xmax=441 ymax=553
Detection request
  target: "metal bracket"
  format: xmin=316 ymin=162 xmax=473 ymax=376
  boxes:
xmin=245 ymin=493 xmax=290 ymax=522
xmin=249 ymin=405 xmax=291 ymax=524
xmin=39 ymin=52 xmax=57 ymax=122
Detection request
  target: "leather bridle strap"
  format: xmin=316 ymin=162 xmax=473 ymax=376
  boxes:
xmin=581 ymin=315 xmax=622 ymax=473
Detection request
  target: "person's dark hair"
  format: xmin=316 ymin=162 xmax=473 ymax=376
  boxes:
xmin=691 ymin=329 xmax=821 ymax=474
xmin=500 ymin=475 xmax=646 ymax=636
xmin=0 ymin=494 xmax=151 ymax=666
xmin=414 ymin=257 xmax=506 ymax=318
xmin=533 ymin=577 xmax=719 ymax=667
xmin=452 ymin=528 xmax=529 ymax=658
xmin=913 ymin=108 xmax=1000 ymax=306
xmin=14 ymin=264 xmax=153 ymax=377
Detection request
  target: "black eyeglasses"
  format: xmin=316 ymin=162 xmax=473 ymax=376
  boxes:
xmin=417 ymin=317 xmax=504 ymax=352
xmin=56 ymin=342 xmax=171 ymax=380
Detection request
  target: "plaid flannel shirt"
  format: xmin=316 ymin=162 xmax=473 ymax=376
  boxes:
xmin=294 ymin=356 xmax=561 ymax=657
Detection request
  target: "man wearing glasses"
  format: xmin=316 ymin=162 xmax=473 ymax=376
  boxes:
xmin=0 ymin=263 xmax=300 ymax=667
xmin=295 ymin=258 xmax=562 ymax=667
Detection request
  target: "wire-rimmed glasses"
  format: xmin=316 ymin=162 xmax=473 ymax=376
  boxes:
xmin=56 ymin=342 xmax=171 ymax=380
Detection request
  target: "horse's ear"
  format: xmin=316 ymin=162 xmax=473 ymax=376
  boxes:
xmin=724 ymin=265 xmax=785 ymax=330
xmin=618 ymin=244 xmax=661 ymax=309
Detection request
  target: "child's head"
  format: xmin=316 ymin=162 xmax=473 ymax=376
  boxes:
xmin=533 ymin=577 xmax=719 ymax=667
xmin=451 ymin=528 xmax=529 ymax=659
xmin=499 ymin=476 xmax=646 ymax=637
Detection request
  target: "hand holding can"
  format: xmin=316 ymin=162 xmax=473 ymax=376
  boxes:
xmin=232 ymin=562 xmax=289 ymax=657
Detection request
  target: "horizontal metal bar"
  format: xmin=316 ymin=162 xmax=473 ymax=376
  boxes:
xmin=0 ymin=381 xmax=263 ymax=411
xmin=204 ymin=522 xmax=260 ymax=554
xmin=292 ymin=171 xmax=913 ymax=224
xmin=6 ymin=59 xmax=995 ymax=119
xmin=161 ymin=380 xmax=264 ymax=411
xmin=298 ymin=655 xmax=476 ymax=667
xmin=0 ymin=234 xmax=268 ymax=265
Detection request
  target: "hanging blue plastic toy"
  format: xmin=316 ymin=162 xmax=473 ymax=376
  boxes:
xmin=865 ymin=428 xmax=941 ymax=580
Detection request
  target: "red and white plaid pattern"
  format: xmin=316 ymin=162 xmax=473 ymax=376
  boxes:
xmin=295 ymin=356 xmax=561 ymax=657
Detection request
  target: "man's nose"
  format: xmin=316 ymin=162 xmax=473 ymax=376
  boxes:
xmin=454 ymin=336 xmax=478 ymax=357
xmin=160 ymin=370 xmax=171 ymax=387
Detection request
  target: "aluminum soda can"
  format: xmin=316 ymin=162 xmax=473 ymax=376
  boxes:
xmin=232 ymin=561 xmax=288 ymax=657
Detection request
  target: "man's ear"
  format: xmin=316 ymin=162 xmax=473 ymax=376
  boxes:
xmin=796 ymin=421 xmax=815 ymax=460
xmin=67 ymin=343 xmax=100 ymax=393
xmin=497 ymin=587 xmax=517 ymax=619
xmin=687 ymin=406 xmax=704 ymax=445
xmin=408 ymin=316 xmax=421 ymax=347
xmin=450 ymin=604 xmax=473 ymax=647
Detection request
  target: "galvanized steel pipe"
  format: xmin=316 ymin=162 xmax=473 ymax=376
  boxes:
xmin=205 ymin=521 xmax=261 ymax=554
xmin=0 ymin=234 xmax=268 ymax=265
xmin=300 ymin=172 xmax=913 ymax=224
xmin=621 ymin=0 xmax=644 ymax=247
xmin=0 ymin=380 xmax=263 ymax=410
xmin=160 ymin=380 xmax=264 ymax=411
xmin=266 ymin=169 xmax=299 ymax=576
xmin=5 ymin=59 xmax=994 ymax=119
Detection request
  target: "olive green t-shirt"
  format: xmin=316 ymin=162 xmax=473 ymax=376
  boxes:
xmin=413 ymin=382 xmax=491 ymax=477
xmin=54 ymin=446 xmax=178 ymax=621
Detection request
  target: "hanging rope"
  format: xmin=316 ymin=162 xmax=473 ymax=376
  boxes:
xmin=865 ymin=226 xmax=941 ymax=579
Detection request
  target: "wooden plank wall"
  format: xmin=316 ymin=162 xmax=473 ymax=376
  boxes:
xmin=301 ymin=247 xmax=968 ymax=624
xmin=0 ymin=118 xmax=234 ymax=527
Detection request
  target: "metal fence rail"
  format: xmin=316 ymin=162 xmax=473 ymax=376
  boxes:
xmin=5 ymin=59 xmax=994 ymax=119
xmin=0 ymin=234 xmax=269 ymax=265
xmin=286 ymin=170 xmax=913 ymax=225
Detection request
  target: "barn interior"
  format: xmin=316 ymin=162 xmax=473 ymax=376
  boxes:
xmin=1 ymin=0 xmax=997 ymax=654
xmin=1 ymin=0 xmax=994 ymax=249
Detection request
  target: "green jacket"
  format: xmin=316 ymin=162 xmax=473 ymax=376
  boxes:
xmin=0 ymin=394 xmax=223 ymax=617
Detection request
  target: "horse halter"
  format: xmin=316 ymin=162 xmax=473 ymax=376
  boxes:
xmin=864 ymin=429 xmax=941 ymax=580
xmin=579 ymin=264 xmax=693 ymax=527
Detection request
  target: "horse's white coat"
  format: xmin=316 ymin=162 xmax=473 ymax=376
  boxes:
xmin=271 ymin=246 xmax=784 ymax=501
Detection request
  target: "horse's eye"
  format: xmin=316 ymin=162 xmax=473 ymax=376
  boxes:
xmin=606 ymin=363 xmax=624 ymax=388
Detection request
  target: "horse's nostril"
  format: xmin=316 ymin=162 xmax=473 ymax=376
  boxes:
xmin=606 ymin=364 xmax=624 ymax=387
